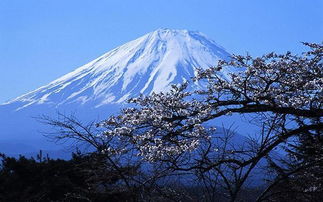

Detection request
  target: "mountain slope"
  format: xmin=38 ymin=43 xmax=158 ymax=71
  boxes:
xmin=0 ymin=28 xmax=235 ymax=155
xmin=5 ymin=28 xmax=231 ymax=110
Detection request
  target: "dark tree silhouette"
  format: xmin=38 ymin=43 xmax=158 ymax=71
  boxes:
xmin=0 ymin=152 xmax=138 ymax=202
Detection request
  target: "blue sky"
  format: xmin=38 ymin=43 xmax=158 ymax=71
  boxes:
xmin=0 ymin=0 xmax=322 ymax=103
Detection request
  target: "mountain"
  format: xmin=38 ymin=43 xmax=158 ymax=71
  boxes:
xmin=5 ymin=28 xmax=231 ymax=110
xmin=0 ymin=28 xmax=233 ymax=156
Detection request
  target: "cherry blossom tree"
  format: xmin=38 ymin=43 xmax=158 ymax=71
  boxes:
xmin=46 ymin=43 xmax=322 ymax=201
xmin=96 ymin=42 xmax=322 ymax=201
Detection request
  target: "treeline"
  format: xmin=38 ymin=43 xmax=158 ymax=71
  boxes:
xmin=1 ymin=148 xmax=322 ymax=202
xmin=0 ymin=152 xmax=134 ymax=202
xmin=0 ymin=151 xmax=267 ymax=202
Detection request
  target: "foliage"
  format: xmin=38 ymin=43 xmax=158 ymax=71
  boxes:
xmin=259 ymin=119 xmax=323 ymax=201
xmin=0 ymin=152 xmax=136 ymax=202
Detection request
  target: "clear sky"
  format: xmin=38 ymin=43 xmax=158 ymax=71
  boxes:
xmin=0 ymin=0 xmax=322 ymax=103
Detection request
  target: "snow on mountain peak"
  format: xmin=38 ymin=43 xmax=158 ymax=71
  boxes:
xmin=7 ymin=29 xmax=231 ymax=109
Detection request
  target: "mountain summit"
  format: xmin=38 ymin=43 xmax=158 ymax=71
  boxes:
xmin=7 ymin=29 xmax=231 ymax=110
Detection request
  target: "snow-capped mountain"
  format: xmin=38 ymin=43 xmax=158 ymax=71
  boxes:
xmin=0 ymin=28 xmax=233 ymax=156
xmin=5 ymin=28 xmax=231 ymax=110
